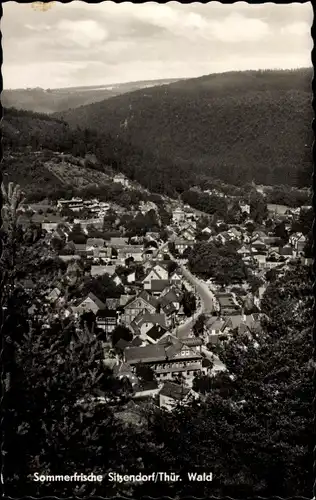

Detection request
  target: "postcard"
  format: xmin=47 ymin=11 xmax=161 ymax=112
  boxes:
xmin=1 ymin=1 xmax=313 ymax=497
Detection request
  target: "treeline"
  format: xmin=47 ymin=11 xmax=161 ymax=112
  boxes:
xmin=181 ymin=189 xmax=228 ymax=218
xmin=265 ymin=185 xmax=311 ymax=207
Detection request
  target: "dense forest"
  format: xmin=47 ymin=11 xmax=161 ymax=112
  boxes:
xmin=2 ymin=107 xmax=198 ymax=197
xmin=58 ymin=68 xmax=313 ymax=188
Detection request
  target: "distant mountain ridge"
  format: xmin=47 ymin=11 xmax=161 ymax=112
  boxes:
xmin=58 ymin=68 xmax=313 ymax=188
xmin=1 ymin=78 xmax=183 ymax=114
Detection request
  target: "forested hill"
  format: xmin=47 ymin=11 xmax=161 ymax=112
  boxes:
xmin=1 ymin=78 xmax=183 ymax=114
xmin=2 ymin=107 xmax=197 ymax=197
xmin=57 ymin=68 xmax=313 ymax=188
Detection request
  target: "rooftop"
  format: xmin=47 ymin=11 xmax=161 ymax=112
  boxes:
xmin=160 ymin=381 xmax=191 ymax=400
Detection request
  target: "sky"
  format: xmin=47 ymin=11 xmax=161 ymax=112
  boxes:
xmin=1 ymin=1 xmax=313 ymax=89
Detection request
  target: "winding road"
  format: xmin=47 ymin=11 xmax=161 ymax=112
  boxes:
xmin=170 ymin=258 xmax=215 ymax=339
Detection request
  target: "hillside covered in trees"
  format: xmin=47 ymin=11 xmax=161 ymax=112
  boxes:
xmin=58 ymin=68 xmax=313 ymax=188
xmin=2 ymin=78 xmax=182 ymax=114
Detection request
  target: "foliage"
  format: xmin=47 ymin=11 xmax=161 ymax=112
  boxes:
xmin=181 ymin=189 xmax=228 ymax=217
xmin=111 ymin=325 xmax=133 ymax=347
xmin=181 ymin=289 xmax=197 ymax=317
xmin=135 ymin=363 xmax=156 ymax=383
xmin=193 ymin=313 xmax=206 ymax=337
xmin=266 ymin=185 xmax=310 ymax=207
xmin=188 ymin=241 xmax=250 ymax=285
xmin=70 ymin=273 xmax=124 ymax=303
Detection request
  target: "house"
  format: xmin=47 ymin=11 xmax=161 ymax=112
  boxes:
xmin=110 ymin=237 xmax=129 ymax=246
xmin=96 ymin=309 xmax=117 ymax=335
xmin=169 ymin=270 xmax=182 ymax=286
xmin=252 ymin=252 xmax=267 ymax=269
xmin=159 ymin=287 xmax=183 ymax=312
xmin=239 ymin=202 xmax=250 ymax=214
xmin=133 ymin=381 xmax=160 ymax=401
xmin=57 ymin=197 xmax=84 ymax=212
xmin=31 ymin=214 xmax=64 ymax=232
xmin=73 ymin=292 xmax=106 ymax=315
xmin=127 ymin=270 xmax=136 ymax=283
xmin=148 ymin=279 xmax=170 ymax=297
xmin=237 ymin=245 xmax=251 ymax=258
xmin=214 ymin=232 xmax=230 ymax=245
xmin=139 ymin=313 xmax=167 ymax=336
xmin=251 ymin=238 xmax=267 ymax=252
xmin=279 ymin=246 xmax=294 ymax=259
xmin=216 ymin=293 xmax=241 ymax=316
xmin=146 ymin=324 xmax=169 ymax=342
xmin=124 ymin=341 xmax=203 ymax=382
xmin=86 ymin=238 xmax=106 ymax=250
xmin=131 ymin=312 xmax=167 ymax=335
xmin=180 ymin=227 xmax=196 ymax=241
xmin=172 ymin=207 xmax=185 ymax=224
xmin=289 ymin=232 xmax=306 ymax=252
xmin=201 ymin=226 xmax=212 ymax=235
xmin=180 ymin=337 xmax=203 ymax=353
xmin=174 ymin=239 xmax=195 ymax=255
xmin=46 ymin=287 xmax=61 ymax=303
xmin=227 ymin=227 xmax=242 ymax=240
xmin=113 ymin=173 xmax=129 ymax=187
xmin=73 ymin=243 xmax=87 ymax=255
xmin=59 ymin=254 xmax=81 ymax=263
xmin=113 ymin=362 xmax=138 ymax=386
xmin=121 ymin=290 xmax=158 ymax=325
xmin=159 ymin=381 xmax=193 ymax=411
xmin=116 ymin=245 xmax=144 ymax=262
xmin=106 ymin=297 xmax=121 ymax=310
xmin=205 ymin=317 xmax=226 ymax=336
xmin=142 ymin=264 xmax=169 ymax=289
xmin=21 ymin=279 xmax=36 ymax=293
xmin=91 ymin=265 xmax=116 ymax=277
xmin=222 ymin=314 xmax=262 ymax=336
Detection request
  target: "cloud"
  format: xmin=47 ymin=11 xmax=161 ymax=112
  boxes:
xmin=1 ymin=1 xmax=312 ymax=89
xmin=56 ymin=19 xmax=108 ymax=48
xmin=281 ymin=22 xmax=310 ymax=37
xmin=208 ymin=14 xmax=270 ymax=43
xmin=25 ymin=24 xmax=52 ymax=32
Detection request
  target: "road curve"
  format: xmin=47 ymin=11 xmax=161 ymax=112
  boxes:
xmin=168 ymin=255 xmax=215 ymax=338
xmin=179 ymin=264 xmax=214 ymax=314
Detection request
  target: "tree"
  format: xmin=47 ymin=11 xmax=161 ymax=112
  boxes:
xmin=111 ymin=325 xmax=133 ymax=347
xmin=159 ymin=229 xmax=169 ymax=242
xmin=193 ymin=313 xmax=206 ymax=337
xmin=79 ymin=311 xmax=96 ymax=333
xmin=274 ymin=221 xmax=288 ymax=244
xmin=167 ymin=261 xmax=178 ymax=275
xmin=3 ymin=310 xmax=136 ymax=496
xmin=181 ymin=290 xmax=197 ymax=317
xmin=68 ymin=224 xmax=87 ymax=244
xmin=73 ymin=273 xmax=123 ymax=303
xmin=188 ymin=241 xmax=249 ymax=285
xmin=249 ymin=190 xmax=268 ymax=224
xmin=135 ymin=363 xmax=155 ymax=383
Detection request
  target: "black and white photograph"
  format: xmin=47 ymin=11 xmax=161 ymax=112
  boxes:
xmin=1 ymin=1 xmax=314 ymax=497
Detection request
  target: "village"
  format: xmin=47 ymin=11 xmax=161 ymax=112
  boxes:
xmin=15 ymin=172 xmax=312 ymax=412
